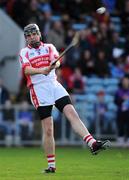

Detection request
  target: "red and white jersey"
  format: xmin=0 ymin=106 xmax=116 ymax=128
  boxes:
xmin=19 ymin=42 xmax=59 ymax=87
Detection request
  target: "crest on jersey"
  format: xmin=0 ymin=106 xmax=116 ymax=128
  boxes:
xmin=45 ymin=48 xmax=48 ymax=53
xmin=36 ymin=49 xmax=41 ymax=55
xmin=30 ymin=52 xmax=35 ymax=56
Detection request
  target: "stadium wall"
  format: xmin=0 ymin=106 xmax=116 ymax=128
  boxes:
xmin=0 ymin=9 xmax=25 ymax=93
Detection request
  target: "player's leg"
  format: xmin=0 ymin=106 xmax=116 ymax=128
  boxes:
xmin=55 ymin=96 xmax=96 ymax=145
xmin=55 ymin=96 xmax=110 ymax=154
xmin=41 ymin=117 xmax=56 ymax=172
xmin=63 ymin=103 xmax=110 ymax=154
xmin=37 ymin=106 xmax=56 ymax=173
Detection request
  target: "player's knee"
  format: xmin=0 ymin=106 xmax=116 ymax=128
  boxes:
xmin=64 ymin=105 xmax=79 ymax=118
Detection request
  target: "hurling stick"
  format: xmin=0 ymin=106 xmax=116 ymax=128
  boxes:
xmin=51 ymin=32 xmax=79 ymax=65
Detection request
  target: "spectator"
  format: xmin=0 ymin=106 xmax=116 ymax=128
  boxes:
xmin=87 ymin=26 xmax=98 ymax=48
xmin=18 ymin=100 xmax=34 ymax=140
xmin=95 ymin=8 xmax=110 ymax=24
xmin=25 ymin=0 xmax=42 ymax=27
xmin=96 ymin=90 xmax=116 ymax=134
xmin=17 ymin=72 xmax=31 ymax=104
xmin=94 ymin=50 xmax=109 ymax=77
xmin=68 ymin=67 xmax=85 ymax=94
xmin=110 ymin=56 xmax=125 ymax=78
xmin=95 ymin=31 xmax=111 ymax=59
xmin=121 ymin=0 xmax=129 ymax=36
xmin=115 ymin=75 xmax=129 ymax=147
xmin=0 ymin=106 xmax=6 ymax=140
xmin=78 ymin=49 xmax=95 ymax=77
xmin=124 ymin=55 xmax=129 ymax=75
xmin=56 ymin=68 xmax=67 ymax=88
xmin=13 ymin=0 xmax=41 ymax=28
xmin=39 ymin=3 xmax=53 ymax=41
xmin=2 ymin=100 xmax=15 ymax=146
xmin=60 ymin=64 xmax=74 ymax=91
xmin=0 ymin=77 xmax=10 ymax=105
xmin=46 ymin=19 xmax=66 ymax=51
xmin=79 ymin=29 xmax=93 ymax=52
xmin=98 ymin=22 xmax=110 ymax=42
xmin=110 ymin=31 xmax=125 ymax=61
xmin=95 ymin=91 xmax=108 ymax=133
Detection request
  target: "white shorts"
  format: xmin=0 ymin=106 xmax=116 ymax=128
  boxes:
xmin=30 ymin=80 xmax=69 ymax=108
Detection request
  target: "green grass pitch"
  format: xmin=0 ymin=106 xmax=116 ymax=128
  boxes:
xmin=0 ymin=147 xmax=129 ymax=180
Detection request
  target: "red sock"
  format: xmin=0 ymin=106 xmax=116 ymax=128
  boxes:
xmin=47 ymin=154 xmax=56 ymax=168
xmin=83 ymin=134 xmax=96 ymax=148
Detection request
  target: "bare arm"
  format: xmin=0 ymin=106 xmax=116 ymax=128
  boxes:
xmin=24 ymin=66 xmax=52 ymax=75
xmin=24 ymin=60 xmax=60 ymax=76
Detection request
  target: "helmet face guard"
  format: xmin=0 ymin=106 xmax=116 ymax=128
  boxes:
xmin=24 ymin=24 xmax=41 ymax=37
xmin=24 ymin=24 xmax=41 ymax=47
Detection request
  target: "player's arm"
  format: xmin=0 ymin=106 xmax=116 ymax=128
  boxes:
xmin=49 ymin=44 xmax=61 ymax=69
xmin=24 ymin=66 xmax=52 ymax=75
xmin=19 ymin=50 xmax=52 ymax=75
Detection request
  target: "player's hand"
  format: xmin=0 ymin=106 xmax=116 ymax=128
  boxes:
xmin=50 ymin=60 xmax=60 ymax=69
xmin=40 ymin=67 xmax=51 ymax=75
xmin=50 ymin=62 xmax=57 ymax=70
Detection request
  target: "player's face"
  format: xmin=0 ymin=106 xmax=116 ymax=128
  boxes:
xmin=25 ymin=32 xmax=40 ymax=46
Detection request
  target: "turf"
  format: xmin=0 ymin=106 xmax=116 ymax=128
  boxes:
xmin=0 ymin=147 xmax=129 ymax=180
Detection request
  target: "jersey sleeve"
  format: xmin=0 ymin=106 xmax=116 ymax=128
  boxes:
xmin=49 ymin=44 xmax=60 ymax=63
xmin=19 ymin=49 xmax=31 ymax=72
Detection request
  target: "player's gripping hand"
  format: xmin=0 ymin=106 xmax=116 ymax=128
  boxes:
xmin=24 ymin=66 xmax=55 ymax=76
xmin=50 ymin=60 xmax=60 ymax=69
xmin=41 ymin=66 xmax=52 ymax=75
xmin=40 ymin=63 xmax=59 ymax=76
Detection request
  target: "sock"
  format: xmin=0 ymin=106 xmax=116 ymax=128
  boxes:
xmin=47 ymin=154 xmax=56 ymax=168
xmin=83 ymin=134 xmax=96 ymax=148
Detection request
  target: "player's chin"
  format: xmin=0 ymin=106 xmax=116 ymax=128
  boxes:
xmin=30 ymin=41 xmax=40 ymax=48
xmin=30 ymin=40 xmax=37 ymax=45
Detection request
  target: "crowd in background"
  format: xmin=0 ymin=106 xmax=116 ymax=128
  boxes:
xmin=0 ymin=0 xmax=129 ymax=146
xmin=0 ymin=0 xmax=128 ymax=95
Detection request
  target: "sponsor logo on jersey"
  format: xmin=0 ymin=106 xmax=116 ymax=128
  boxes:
xmin=30 ymin=55 xmax=50 ymax=68
xmin=36 ymin=49 xmax=41 ymax=55
xmin=45 ymin=48 xmax=48 ymax=53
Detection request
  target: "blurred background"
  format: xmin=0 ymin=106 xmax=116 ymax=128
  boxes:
xmin=0 ymin=0 xmax=129 ymax=148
